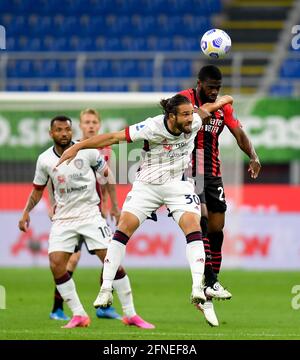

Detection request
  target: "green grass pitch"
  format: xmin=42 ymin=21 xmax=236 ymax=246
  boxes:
xmin=1 ymin=268 xmax=300 ymax=340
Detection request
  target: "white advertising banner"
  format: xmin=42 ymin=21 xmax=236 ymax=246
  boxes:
xmin=1 ymin=207 xmax=300 ymax=269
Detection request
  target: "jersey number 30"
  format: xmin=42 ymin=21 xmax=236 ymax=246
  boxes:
xmin=185 ymin=194 xmax=200 ymax=205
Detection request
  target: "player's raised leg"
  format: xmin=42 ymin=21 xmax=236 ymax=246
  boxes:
xmin=177 ymin=211 xmax=206 ymax=305
xmin=93 ymin=212 xmax=155 ymax=329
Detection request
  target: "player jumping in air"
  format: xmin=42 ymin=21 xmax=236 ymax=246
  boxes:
xmin=57 ymin=94 xmax=233 ymax=322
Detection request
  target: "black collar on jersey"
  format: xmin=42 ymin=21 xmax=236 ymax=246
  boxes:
xmin=163 ymin=115 xmax=181 ymax=137
xmin=52 ymin=141 xmax=75 ymax=158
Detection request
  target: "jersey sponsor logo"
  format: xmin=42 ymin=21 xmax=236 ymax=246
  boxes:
xmin=66 ymin=185 xmax=87 ymax=193
xmin=201 ymin=117 xmax=224 ymax=134
xmin=135 ymin=124 xmax=145 ymax=131
xmin=74 ymin=159 xmax=84 ymax=169
xmin=162 ymin=139 xmax=186 ymax=151
xmin=68 ymin=173 xmax=83 ymax=179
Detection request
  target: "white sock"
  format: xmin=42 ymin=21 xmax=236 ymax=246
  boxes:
xmin=113 ymin=275 xmax=136 ymax=318
xmin=102 ymin=240 xmax=126 ymax=290
xmin=56 ymin=278 xmax=87 ymax=316
xmin=186 ymin=241 xmax=205 ymax=290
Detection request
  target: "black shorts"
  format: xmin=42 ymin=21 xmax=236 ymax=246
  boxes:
xmin=74 ymin=235 xmax=96 ymax=255
xmin=198 ymin=176 xmax=227 ymax=213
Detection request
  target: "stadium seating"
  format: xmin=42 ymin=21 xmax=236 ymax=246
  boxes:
xmin=1 ymin=0 xmax=297 ymax=94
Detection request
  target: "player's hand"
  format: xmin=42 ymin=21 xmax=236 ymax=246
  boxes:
xmin=197 ymin=106 xmax=212 ymax=124
xmin=110 ymin=206 xmax=121 ymax=225
xmin=100 ymin=205 xmax=108 ymax=219
xmin=248 ymin=158 xmax=261 ymax=179
xmin=56 ymin=143 xmax=81 ymax=167
xmin=18 ymin=212 xmax=30 ymax=232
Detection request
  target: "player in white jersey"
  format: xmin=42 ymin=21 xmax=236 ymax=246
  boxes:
xmin=49 ymin=109 xmax=121 ymax=321
xmin=57 ymin=94 xmax=233 ymax=322
xmin=18 ymin=115 xmax=154 ymax=329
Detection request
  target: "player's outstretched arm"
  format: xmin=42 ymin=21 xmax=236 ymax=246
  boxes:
xmin=230 ymin=126 xmax=261 ymax=179
xmin=18 ymin=188 xmax=44 ymax=232
xmin=57 ymin=130 xmax=126 ymax=166
xmin=201 ymin=95 xmax=233 ymax=114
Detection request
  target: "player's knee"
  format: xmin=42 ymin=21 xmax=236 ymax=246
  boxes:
xmin=117 ymin=212 xmax=140 ymax=236
xmin=179 ymin=212 xmax=201 ymax=234
xmin=49 ymin=259 xmax=66 ymax=278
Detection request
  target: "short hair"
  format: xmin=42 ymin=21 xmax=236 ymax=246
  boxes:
xmin=198 ymin=65 xmax=222 ymax=81
xmin=79 ymin=108 xmax=101 ymax=122
xmin=50 ymin=115 xmax=72 ymax=128
xmin=160 ymin=94 xmax=192 ymax=116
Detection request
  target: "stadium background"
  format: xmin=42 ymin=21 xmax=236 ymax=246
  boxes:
xmin=1 ymin=0 xmax=299 ymax=269
xmin=0 ymin=0 xmax=300 ymax=340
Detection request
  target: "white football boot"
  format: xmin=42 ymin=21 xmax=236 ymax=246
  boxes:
xmin=191 ymin=286 xmax=206 ymax=305
xmin=205 ymin=281 xmax=232 ymax=300
xmin=93 ymin=288 xmax=113 ymax=308
xmin=197 ymin=300 xmax=219 ymax=327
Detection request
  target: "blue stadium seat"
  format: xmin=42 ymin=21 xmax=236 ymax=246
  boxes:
xmin=121 ymin=37 xmax=147 ymax=51
xmin=146 ymin=37 xmax=173 ymax=51
xmin=162 ymin=60 xmax=192 ymax=77
xmin=280 ymin=59 xmax=300 ymax=78
xmin=139 ymin=84 xmax=154 ymax=92
xmin=84 ymin=60 xmax=112 ymax=77
xmin=161 ymin=84 xmax=182 ymax=92
xmin=3 ymin=0 xmax=223 ymax=91
xmin=269 ymin=83 xmax=293 ymax=96
xmin=7 ymin=60 xmax=34 ymax=78
xmin=173 ymin=36 xmax=199 ymax=51
xmin=59 ymin=83 xmax=76 ymax=91
xmin=6 ymin=83 xmax=50 ymax=91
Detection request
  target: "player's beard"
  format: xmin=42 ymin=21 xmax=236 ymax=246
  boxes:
xmin=176 ymin=120 xmax=192 ymax=134
xmin=198 ymin=87 xmax=216 ymax=103
xmin=55 ymin=138 xmax=72 ymax=149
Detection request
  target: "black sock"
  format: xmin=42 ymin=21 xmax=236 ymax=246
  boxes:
xmin=201 ymin=216 xmax=217 ymax=286
xmin=209 ymin=231 xmax=224 ymax=274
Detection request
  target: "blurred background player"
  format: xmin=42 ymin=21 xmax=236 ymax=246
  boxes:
xmin=19 ymin=115 xmax=153 ymax=329
xmin=57 ymin=94 xmax=234 ymax=320
xmin=180 ymin=65 xmax=261 ymax=326
xmin=49 ymin=109 xmax=121 ymax=321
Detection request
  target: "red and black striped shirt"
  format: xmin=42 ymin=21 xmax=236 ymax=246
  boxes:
xmin=180 ymin=88 xmax=241 ymax=177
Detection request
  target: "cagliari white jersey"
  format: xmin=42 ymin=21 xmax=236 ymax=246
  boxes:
xmin=125 ymin=113 xmax=202 ymax=184
xmin=33 ymin=145 xmax=106 ymax=221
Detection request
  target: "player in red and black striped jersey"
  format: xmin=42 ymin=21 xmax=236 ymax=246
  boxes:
xmin=180 ymin=65 xmax=261 ymax=325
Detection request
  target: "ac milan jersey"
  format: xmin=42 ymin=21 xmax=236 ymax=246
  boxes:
xmin=180 ymin=88 xmax=241 ymax=177
xmin=33 ymin=146 xmax=106 ymax=221
xmin=125 ymin=113 xmax=202 ymax=184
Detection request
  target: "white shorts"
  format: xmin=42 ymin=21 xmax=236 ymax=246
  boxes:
xmin=122 ymin=180 xmax=201 ymax=225
xmin=48 ymin=215 xmax=112 ymax=254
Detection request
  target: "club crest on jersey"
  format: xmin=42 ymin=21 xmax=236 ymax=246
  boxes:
xmin=74 ymin=159 xmax=84 ymax=169
xmin=217 ymin=109 xmax=224 ymax=117
xmin=57 ymin=175 xmax=66 ymax=184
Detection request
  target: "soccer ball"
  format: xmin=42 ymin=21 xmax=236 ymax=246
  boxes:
xmin=200 ymin=29 xmax=231 ymax=58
